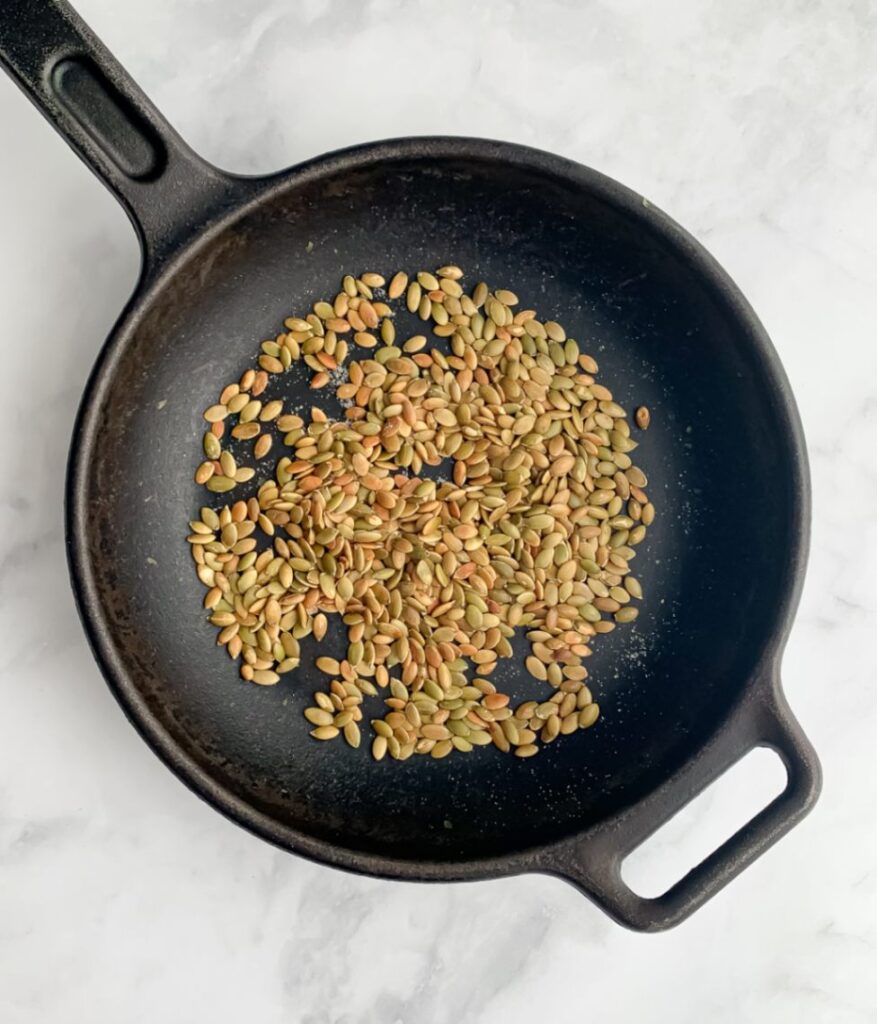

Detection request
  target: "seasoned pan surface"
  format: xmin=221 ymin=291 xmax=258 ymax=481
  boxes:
xmin=71 ymin=141 xmax=804 ymax=863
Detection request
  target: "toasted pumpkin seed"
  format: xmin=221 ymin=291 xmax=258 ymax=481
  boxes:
xmin=191 ymin=265 xmax=653 ymax=763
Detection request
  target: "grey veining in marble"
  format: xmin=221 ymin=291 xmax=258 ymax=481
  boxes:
xmin=1 ymin=0 xmax=876 ymax=1021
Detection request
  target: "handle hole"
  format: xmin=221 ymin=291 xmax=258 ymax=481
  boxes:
xmin=620 ymin=747 xmax=788 ymax=898
xmin=50 ymin=57 xmax=164 ymax=180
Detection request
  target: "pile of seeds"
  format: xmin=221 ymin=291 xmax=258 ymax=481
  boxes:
xmin=187 ymin=266 xmax=655 ymax=761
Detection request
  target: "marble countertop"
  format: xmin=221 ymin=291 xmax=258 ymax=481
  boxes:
xmin=2 ymin=1 xmax=876 ymax=1021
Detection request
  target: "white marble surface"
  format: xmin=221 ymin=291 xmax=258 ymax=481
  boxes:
xmin=2 ymin=1 xmax=876 ymax=1020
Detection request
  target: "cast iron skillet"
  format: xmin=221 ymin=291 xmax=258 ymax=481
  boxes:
xmin=1 ymin=0 xmax=821 ymax=931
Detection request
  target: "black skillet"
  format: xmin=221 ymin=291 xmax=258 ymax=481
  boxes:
xmin=1 ymin=0 xmax=821 ymax=931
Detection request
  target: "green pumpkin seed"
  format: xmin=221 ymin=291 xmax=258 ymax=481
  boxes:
xmin=191 ymin=265 xmax=655 ymax=765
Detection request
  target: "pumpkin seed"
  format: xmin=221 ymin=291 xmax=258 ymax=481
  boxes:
xmin=388 ymin=271 xmax=408 ymax=299
xmin=311 ymin=726 xmax=340 ymax=740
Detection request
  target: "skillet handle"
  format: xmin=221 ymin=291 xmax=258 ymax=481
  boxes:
xmin=545 ymin=678 xmax=821 ymax=931
xmin=0 ymin=0 xmax=244 ymax=268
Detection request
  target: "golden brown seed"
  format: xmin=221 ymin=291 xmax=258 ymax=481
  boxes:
xmin=524 ymin=655 xmax=545 ymax=679
xmin=635 ymin=406 xmax=651 ymax=430
xmin=579 ymin=704 xmax=600 ymax=728
xmin=421 ymin=724 xmax=451 ymax=740
xmin=417 ymin=271 xmax=439 ymax=291
xmin=388 ymin=271 xmax=408 ymax=299
xmin=259 ymin=355 xmax=284 ymax=374
xmin=311 ymin=726 xmax=340 ymax=740
xmin=560 ymin=713 xmax=579 ymax=735
xmin=219 ymin=383 xmax=239 ymax=406
xmin=231 ymin=422 xmax=260 ymax=440
xmin=219 ymin=451 xmax=236 ymax=477
xmin=260 ymin=400 xmax=283 ymax=421
xmin=343 ymin=721 xmax=361 ymax=748
xmin=543 ymin=715 xmax=561 ymax=742
xmin=305 ymin=707 xmax=334 ymax=727
xmin=203 ymin=404 xmax=227 ymax=423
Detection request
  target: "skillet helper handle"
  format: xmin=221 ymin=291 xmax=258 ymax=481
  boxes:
xmin=0 ymin=0 xmax=236 ymax=267
xmin=550 ymin=683 xmax=821 ymax=931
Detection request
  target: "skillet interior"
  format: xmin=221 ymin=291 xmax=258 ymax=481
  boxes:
xmin=70 ymin=143 xmax=803 ymax=866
